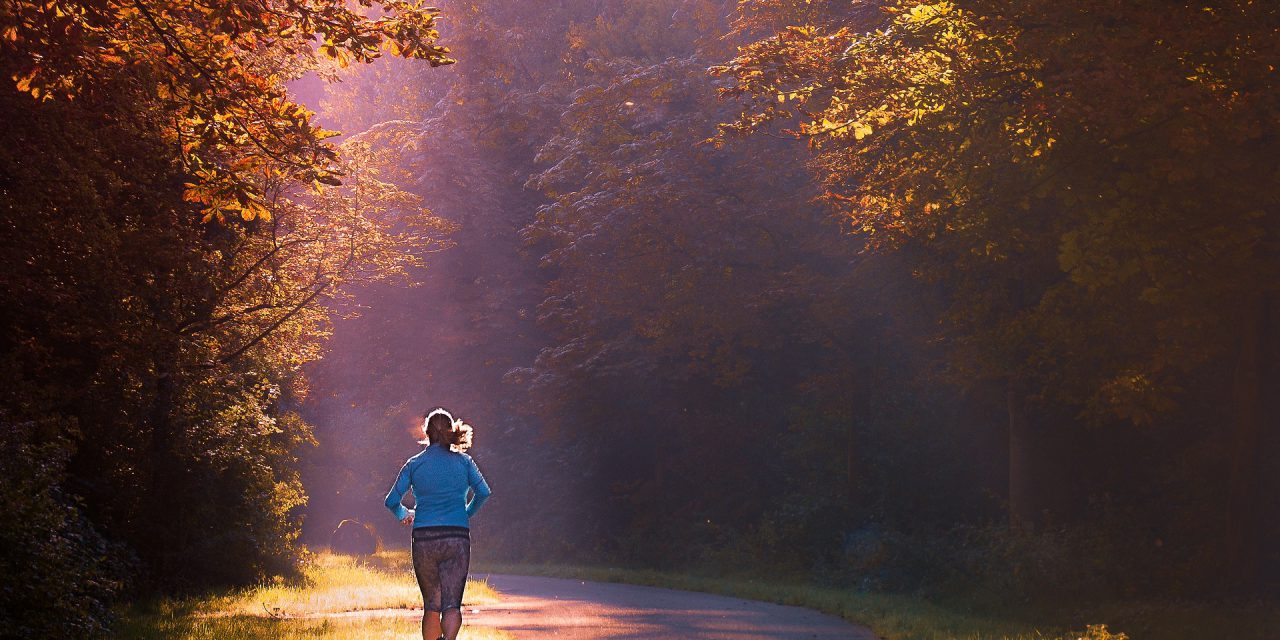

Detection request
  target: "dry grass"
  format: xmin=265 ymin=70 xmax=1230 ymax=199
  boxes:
xmin=116 ymin=551 xmax=509 ymax=640
xmin=116 ymin=614 xmax=515 ymax=640
xmin=207 ymin=552 xmax=499 ymax=617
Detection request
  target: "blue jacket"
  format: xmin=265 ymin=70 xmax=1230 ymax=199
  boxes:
xmin=384 ymin=444 xmax=491 ymax=528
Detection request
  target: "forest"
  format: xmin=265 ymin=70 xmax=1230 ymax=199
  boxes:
xmin=1 ymin=0 xmax=1277 ymax=638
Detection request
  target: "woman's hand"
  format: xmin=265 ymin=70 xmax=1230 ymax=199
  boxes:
xmin=400 ymin=510 xmax=415 ymax=526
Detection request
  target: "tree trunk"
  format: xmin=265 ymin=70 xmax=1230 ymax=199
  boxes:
xmin=144 ymin=356 xmax=179 ymax=581
xmin=846 ymin=417 xmax=859 ymax=513
xmin=1223 ymin=296 xmax=1269 ymax=590
xmin=846 ymin=376 xmax=871 ymax=526
xmin=1008 ymin=384 xmax=1037 ymax=529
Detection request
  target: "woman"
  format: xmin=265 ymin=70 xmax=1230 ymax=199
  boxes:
xmin=385 ymin=408 xmax=492 ymax=640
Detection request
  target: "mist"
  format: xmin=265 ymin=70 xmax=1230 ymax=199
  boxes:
xmin=291 ymin=0 xmax=1280 ymax=602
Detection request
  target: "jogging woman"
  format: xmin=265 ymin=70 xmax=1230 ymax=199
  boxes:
xmin=385 ymin=408 xmax=492 ymax=640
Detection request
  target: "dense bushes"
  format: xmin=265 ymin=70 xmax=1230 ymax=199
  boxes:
xmin=0 ymin=419 xmax=128 ymax=638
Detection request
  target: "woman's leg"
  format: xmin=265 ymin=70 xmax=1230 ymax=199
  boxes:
xmin=436 ymin=538 xmax=472 ymax=640
xmin=423 ymin=612 xmax=443 ymax=640
xmin=441 ymin=609 xmax=461 ymax=639
xmin=412 ymin=538 xmax=445 ymax=640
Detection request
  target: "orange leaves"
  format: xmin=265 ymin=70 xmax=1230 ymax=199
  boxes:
xmin=12 ymin=69 xmax=39 ymax=97
xmin=2 ymin=0 xmax=454 ymax=223
xmin=183 ymin=169 xmax=272 ymax=224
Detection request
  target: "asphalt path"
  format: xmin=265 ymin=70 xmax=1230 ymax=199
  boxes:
xmin=460 ymin=574 xmax=879 ymax=640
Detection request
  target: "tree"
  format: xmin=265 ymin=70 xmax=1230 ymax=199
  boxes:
xmin=0 ymin=1 xmax=457 ymax=623
xmin=717 ymin=0 xmax=1280 ymax=580
xmin=1 ymin=0 xmax=453 ymax=223
xmin=300 ymin=0 xmax=997 ymax=572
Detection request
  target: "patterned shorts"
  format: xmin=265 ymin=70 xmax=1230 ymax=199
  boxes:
xmin=411 ymin=526 xmax=471 ymax=612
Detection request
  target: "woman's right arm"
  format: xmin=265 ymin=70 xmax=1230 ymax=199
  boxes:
xmin=384 ymin=461 xmax=414 ymax=522
xmin=464 ymin=456 xmax=491 ymax=517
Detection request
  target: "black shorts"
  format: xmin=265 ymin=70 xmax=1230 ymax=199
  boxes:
xmin=411 ymin=526 xmax=471 ymax=612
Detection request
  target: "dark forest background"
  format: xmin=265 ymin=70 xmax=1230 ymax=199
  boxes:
xmin=1 ymin=0 xmax=1278 ymax=638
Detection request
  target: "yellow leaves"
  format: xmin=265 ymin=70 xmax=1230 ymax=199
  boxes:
xmin=899 ymin=2 xmax=956 ymax=26
xmin=320 ymin=41 xmax=355 ymax=68
xmin=184 ymin=163 xmax=277 ymax=224
xmin=776 ymin=89 xmax=808 ymax=104
xmin=806 ymin=116 xmax=871 ymax=140
xmin=188 ymin=189 xmax=274 ymax=224
xmin=314 ymin=126 xmax=340 ymax=141
xmin=239 ymin=199 xmax=270 ymax=222
xmin=1097 ymin=373 xmax=1176 ymax=426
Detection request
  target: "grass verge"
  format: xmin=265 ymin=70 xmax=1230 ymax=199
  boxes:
xmin=114 ymin=615 xmax=515 ymax=640
xmin=473 ymin=562 xmax=1278 ymax=640
xmin=115 ymin=551 xmax=510 ymax=640
xmin=209 ymin=552 xmax=499 ymax=616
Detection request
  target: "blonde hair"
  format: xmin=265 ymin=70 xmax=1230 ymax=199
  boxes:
xmin=420 ymin=407 xmax=473 ymax=452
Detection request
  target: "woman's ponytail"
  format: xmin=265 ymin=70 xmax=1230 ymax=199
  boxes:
xmin=450 ymin=420 xmax=473 ymax=452
xmin=423 ymin=408 xmax=473 ymax=452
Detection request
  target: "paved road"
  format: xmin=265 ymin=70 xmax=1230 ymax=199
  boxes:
xmin=462 ymin=574 xmax=878 ymax=640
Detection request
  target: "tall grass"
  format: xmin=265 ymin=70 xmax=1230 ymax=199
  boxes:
xmin=205 ymin=552 xmax=498 ymax=616
xmin=116 ymin=552 xmax=508 ymax=640
xmin=115 ymin=615 xmax=515 ymax=640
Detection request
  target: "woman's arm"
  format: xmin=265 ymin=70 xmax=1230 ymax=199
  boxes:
xmin=384 ymin=461 xmax=415 ymax=523
xmin=464 ymin=456 xmax=492 ymax=517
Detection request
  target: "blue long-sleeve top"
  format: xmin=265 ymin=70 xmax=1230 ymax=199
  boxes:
xmin=384 ymin=444 xmax=491 ymax=528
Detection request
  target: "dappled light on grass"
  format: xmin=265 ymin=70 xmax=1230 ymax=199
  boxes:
xmin=116 ymin=615 xmax=515 ymax=640
xmin=364 ymin=549 xmax=421 ymax=573
xmin=216 ymin=553 xmax=418 ymax=616
xmin=215 ymin=550 xmax=499 ymax=614
xmin=210 ymin=552 xmax=500 ymax=616
xmin=117 ymin=552 xmax=504 ymax=639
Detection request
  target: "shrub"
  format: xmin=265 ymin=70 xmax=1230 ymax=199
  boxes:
xmin=0 ymin=418 xmax=129 ymax=639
